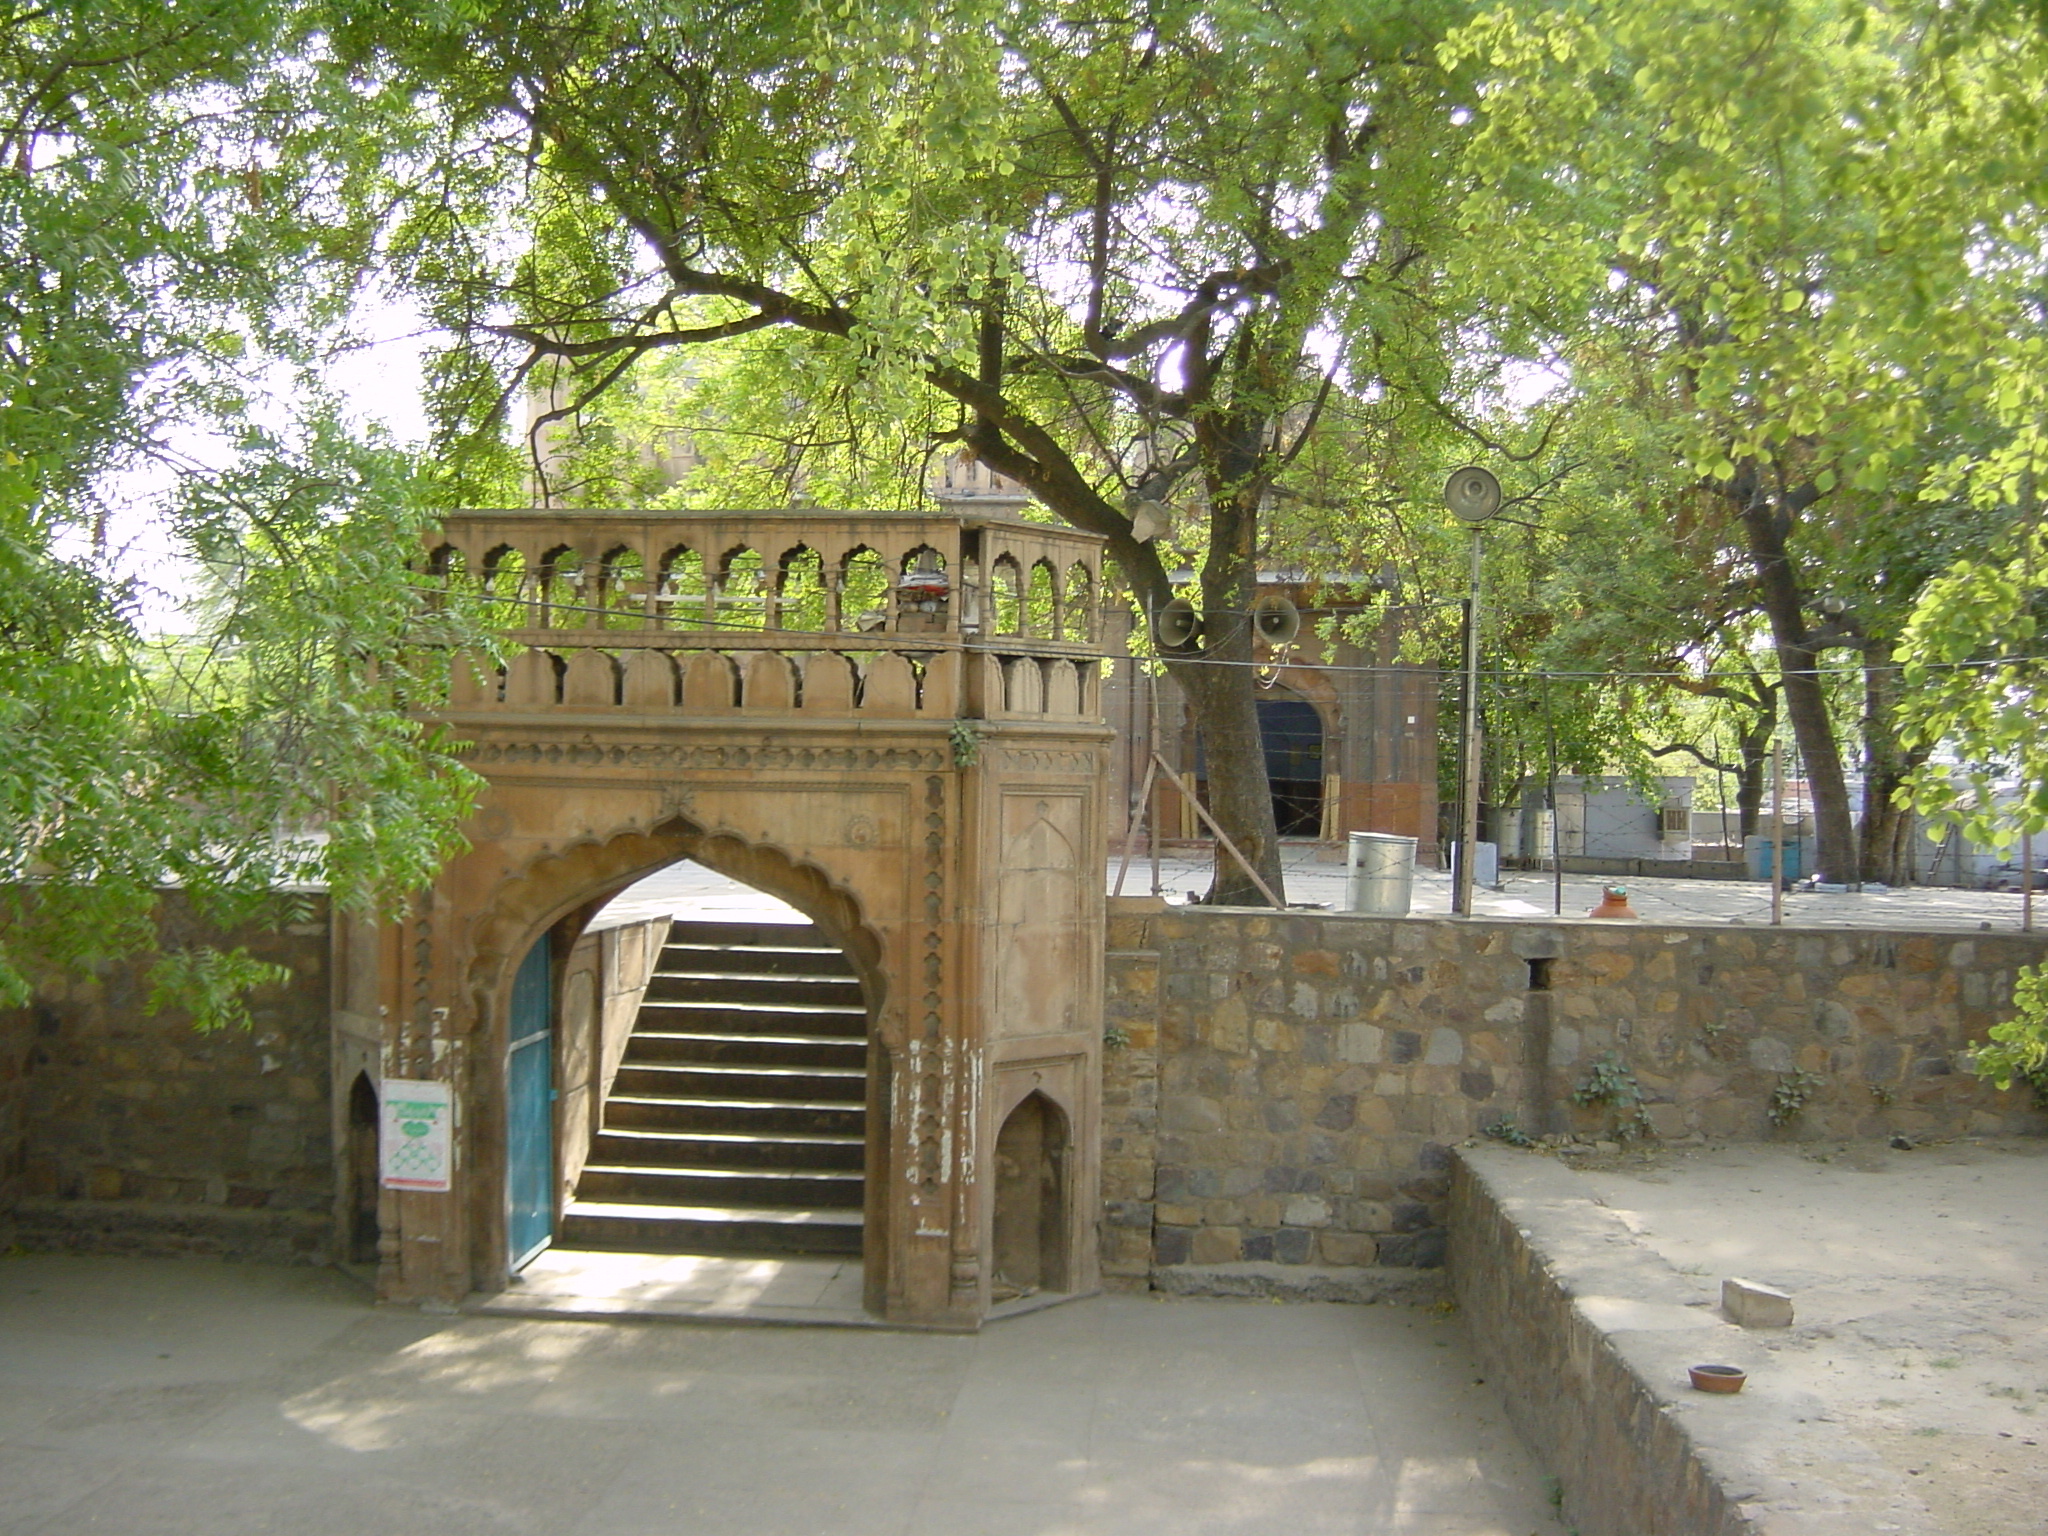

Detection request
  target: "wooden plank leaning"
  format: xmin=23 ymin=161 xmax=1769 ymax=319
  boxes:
xmin=1149 ymin=752 xmax=1285 ymax=910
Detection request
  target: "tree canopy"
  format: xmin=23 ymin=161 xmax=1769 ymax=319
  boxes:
xmin=1 ymin=0 xmax=482 ymax=1024
xmin=8 ymin=0 xmax=2048 ymax=1003
xmin=326 ymin=0 xmax=1504 ymax=902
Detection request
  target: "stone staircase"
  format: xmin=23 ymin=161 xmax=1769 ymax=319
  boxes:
xmin=562 ymin=919 xmax=866 ymax=1258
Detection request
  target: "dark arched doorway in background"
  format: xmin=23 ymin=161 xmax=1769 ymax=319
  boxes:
xmin=1257 ymin=692 xmax=1325 ymax=837
xmin=1190 ymin=688 xmax=1327 ymax=838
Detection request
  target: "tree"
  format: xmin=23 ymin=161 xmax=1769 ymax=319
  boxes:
xmin=0 ymin=2 xmax=483 ymax=1023
xmin=337 ymin=0 xmax=1493 ymax=904
xmin=1447 ymin=0 xmax=2048 ymax=883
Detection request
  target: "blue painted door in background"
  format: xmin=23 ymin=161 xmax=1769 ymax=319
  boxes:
xmin=507 ymin=937 xmax=553 ymax=1270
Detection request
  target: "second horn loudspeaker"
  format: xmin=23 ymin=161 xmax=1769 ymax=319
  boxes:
xmin=1251 ymin=594 xmax=1301 ymax=646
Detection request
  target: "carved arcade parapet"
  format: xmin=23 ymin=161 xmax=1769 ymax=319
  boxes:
xmin=428 ymin=509 xmax=1104 ymax=724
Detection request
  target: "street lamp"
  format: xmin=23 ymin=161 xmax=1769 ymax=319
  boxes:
xmin=1444 ymin=466 xmax=1503 ymax=917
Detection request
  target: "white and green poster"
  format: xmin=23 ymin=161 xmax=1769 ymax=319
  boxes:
xmin=379 ymin=1079 xmax=453 ymax=1192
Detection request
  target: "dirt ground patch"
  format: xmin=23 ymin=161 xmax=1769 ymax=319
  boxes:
xmin=1557 ymin=1137 xmax=2047 ymax=1536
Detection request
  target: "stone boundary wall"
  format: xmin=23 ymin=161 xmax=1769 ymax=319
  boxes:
xmin=1449 ymin=1147 xmax=1753 ymax=1536
xmin=1100 ymin=901 xmax=2045 ymax=1288
xmin=1448 ymin=1146 xmax=1947 ymax=1536
xmin=0 ymin=895 xmax=332 ymax=1263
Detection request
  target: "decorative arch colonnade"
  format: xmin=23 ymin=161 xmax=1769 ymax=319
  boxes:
xmin=336 ymin=508 xmax=1111 ymax=1329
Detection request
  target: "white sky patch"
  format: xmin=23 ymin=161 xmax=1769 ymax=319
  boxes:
xmin=1498 ymin=357 xmax=1570 ymax=411
xmin=324 ymin=291 xmax=436 ymax=445
xmin=68 ymin=294 xmax=439 ymax=637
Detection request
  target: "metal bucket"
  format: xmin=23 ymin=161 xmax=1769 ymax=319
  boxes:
xmin=1346 ymin=832 xmax=1417 ymax=916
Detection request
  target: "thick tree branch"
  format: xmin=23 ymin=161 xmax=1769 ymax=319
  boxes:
xmin=487 ymin=310 xmax=780 ymax=360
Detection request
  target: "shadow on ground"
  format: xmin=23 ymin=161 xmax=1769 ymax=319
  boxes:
xmin=0 ymin=1255 xmax=1565 ymax=1536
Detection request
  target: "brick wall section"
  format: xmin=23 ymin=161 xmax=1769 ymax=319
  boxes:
xmin=1099 ymin=902 xmax=2046 ymax=1279
xmin=0 ymin=894 xmax=332 ymax=1262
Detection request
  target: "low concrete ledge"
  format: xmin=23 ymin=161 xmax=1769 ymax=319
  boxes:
xmin=7 ymin=1198 xmax=329 ymax=1266
xmin=1449 ymin=1146 xmax=1941 ymax=1536
xmin=1151 ymin=1260 xmax=1445 ymax=1305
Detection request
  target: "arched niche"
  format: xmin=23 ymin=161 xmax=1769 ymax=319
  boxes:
xmin=657 ymin=545 xmax=710 ymax=628
xmin=716 ymin=546 xmax=766 ymax=630
xmin=1025 ymin=560 xmax=1057 ymax=637
xmin=991 ymin=1090 xmax=1071 ymax=1296
xmin=538 ymin=545 xmax=585 ymax=629
xmin=1062 ymin=561 xmax=1093 ymax=643
xmin=346 ymin=1071 xmax=381 ymax=1266
xmin=598 ymin=544 xmax=646 ymax=629
xmin=776 ymin=544 xmax=828 ymax=631
xmin=840 ymin=546 xmax=890 ymax=632
xmin=480 ymin=544 xmax=528 ymax=629
xmin=990 ymin=556 xmax=1024 ymax=635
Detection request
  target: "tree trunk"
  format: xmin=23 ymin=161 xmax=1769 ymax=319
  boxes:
xmin=1857 ymin=640 xmax=1928 ymax=885
xmin=1737 ymin=484 xmax=1858 ymax=883
xmin=1734 ymin=701 xmax=1775 ymax=840
xmin=1164 ymin=510 xmax=1284 ymax=905
xmin=1169 ymin=651 xmax=1284 ymax=906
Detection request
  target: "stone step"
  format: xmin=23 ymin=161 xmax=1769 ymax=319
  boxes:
xmin=602 ymin=1094 xmax=865 ymax=1137
xmin=659 ymin=941 xmax=854 ymax=979
xmin=561 ymin=1200 xmax=863 ymax=1258
xmin=576 ymin=1164 xmax=864 ymax=1208
xmin=624 ymin=1030 xmax=867 ymax=1069
xmin=664 ymin=920 xmax=827 ymax=949
xmin=591 ymin=1127 xmax=865 ymax=1172
xmin=643 ymin=971 xmax=865 ymax=1007
xmin=630 ymin=998 xmax=868 ymax=1036
xmin=610 ymin=1061 xmax=867 ymax=1103
xmin=568 ymin=918 xmax=870 ymax=1260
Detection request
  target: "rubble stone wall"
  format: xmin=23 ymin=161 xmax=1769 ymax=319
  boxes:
xmin=0 ymin=895 xmax=333 ymax=1263
xmin=1101 ymin=901 xmax=2047 ymax=1286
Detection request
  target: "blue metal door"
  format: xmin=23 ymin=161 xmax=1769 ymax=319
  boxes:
xmin=507 ymin=937 xmax=553 ymax=1269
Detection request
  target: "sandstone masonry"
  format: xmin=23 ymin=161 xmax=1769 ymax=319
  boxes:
xmin=1101 ymin=901 xmax=2046 ymax=1288
xmin=0 ymin=895 xmax=332 ymax=1263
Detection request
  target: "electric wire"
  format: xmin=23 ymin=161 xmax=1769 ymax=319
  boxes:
xmin=403 ymin=577 xmax=2048 ymax=685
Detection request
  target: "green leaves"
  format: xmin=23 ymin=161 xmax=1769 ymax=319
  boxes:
xmin=0 ymin=2 xmax=487 ymax=1023
xmin=146 ymin=948 xmax=296 ymax=1036
xmin=1895 ymin=522 xmax=2048 ymax=852
xmin=1970 ymin=964 xmax=2048 ymax=1098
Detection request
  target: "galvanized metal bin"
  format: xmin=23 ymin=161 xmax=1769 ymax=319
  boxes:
xmin=1346 ymin=832 xmax=1417 ymax=916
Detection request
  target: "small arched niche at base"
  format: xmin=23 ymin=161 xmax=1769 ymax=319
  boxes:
xmin=346 ymin=1071 xmax=380 ymax=1266
xmin=991 ymin=1090 xmax=1070 ymax=1297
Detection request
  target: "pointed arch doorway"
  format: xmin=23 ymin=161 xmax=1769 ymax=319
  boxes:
xmin=358 ymin=503 xmax=1112 ymax=1328
xmin=555 ymin=859 xmax=870 ymax=1265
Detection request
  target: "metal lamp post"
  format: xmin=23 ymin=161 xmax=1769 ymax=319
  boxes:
xmin=1444 ymin=466 xmax=1503 ymax=917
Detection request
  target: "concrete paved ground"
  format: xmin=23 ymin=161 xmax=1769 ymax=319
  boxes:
xmin=477 ymin=1250 xmax=873 ymax=1325
xmin=591 ymin=850 xmax=2048 ymax=934
xmin=0 ymin=1254 xmax=1567 ymax=1536
xmin=1118 ymin=849 xmax=2048 ymax=932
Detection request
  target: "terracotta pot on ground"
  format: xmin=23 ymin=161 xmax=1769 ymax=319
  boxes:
xmin=1587 ymin=884 xmax=1638 ymax=920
